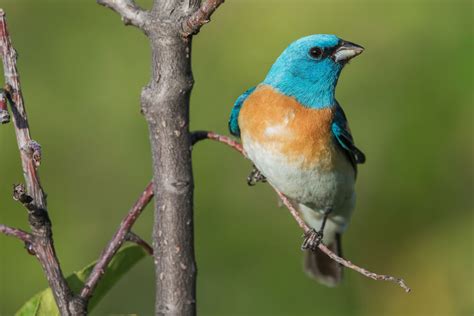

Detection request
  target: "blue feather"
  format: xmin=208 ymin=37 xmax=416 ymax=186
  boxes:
xmin=331 ymin=104 xmax=366 ymax=168
xmin=229 ymin=87 xmax=256 ymax=137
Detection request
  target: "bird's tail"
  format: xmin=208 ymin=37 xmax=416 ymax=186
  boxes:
xmin=304 ymin=233 xmax=343 ymax=287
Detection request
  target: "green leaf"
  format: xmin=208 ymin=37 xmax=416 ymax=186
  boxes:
xmin=15 ymin=244 xmax=148 ymax=316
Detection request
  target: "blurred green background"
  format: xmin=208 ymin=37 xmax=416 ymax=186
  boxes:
xmin=0 ymin=0 xmax=472 ymax=315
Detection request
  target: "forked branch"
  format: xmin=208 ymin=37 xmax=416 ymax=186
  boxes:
xmin=0 ymin=9 xmax=77 ymax=315
xmin=80 ymin=182 xmax=154 ymax=300
xmin=182 ymin=0 xmax=225 ymax=37
xmin=0 ymin=9 xmax=155 ymax=315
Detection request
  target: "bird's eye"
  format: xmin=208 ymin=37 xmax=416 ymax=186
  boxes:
xmin=309 ymin=47 xmax=323 ymax=59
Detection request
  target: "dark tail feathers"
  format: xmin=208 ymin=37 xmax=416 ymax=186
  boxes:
xmin=304 ymin=233 xmax=343 ymax=287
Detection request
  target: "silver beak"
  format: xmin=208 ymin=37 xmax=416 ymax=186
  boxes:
xmin=332 ymin=40 xmax=364 ymax=63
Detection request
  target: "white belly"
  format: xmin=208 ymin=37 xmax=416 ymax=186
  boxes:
xmin=242 ymin=136 xmax=356 ymax=238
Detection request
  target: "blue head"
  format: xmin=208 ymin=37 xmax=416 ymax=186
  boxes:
xmin=263 ymin=34 xmax=364 ymax=109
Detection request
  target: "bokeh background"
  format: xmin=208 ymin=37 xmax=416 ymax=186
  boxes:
xmin=0 ymin=0 xmax=472 ymax=315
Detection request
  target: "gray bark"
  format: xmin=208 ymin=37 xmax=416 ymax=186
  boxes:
xmin=98 ymin=0 xmax=225 ymax=313
xmin=141 ymin=2 xmax=200 ymax=315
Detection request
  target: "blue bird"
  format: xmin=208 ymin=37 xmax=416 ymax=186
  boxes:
xmin=229 ymin=34 xmax=365 ymax=286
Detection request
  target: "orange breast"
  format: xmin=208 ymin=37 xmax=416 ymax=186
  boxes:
xmin=238 ymin=85 xmax=336 ymax=168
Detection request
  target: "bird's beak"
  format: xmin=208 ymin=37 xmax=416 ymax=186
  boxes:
xmin=332 ymin=40 xmax=364 ymax=63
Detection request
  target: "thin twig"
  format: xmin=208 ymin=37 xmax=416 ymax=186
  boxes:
xmin=273 ymin=190 xmax=309 ymax=232
xmin=275 ymin=188 xmax=411 ymax=292
xmin=0 ymin=9 xmax=80 ymax=315
xmin=97 ymin=0 xmax=148 ymax=29
xmin=181 ymin=0 xmax=225 ymax=37
xmin=80 ymin=182 xmax=154 ymax=300
xmin=0 ymin=224 xmax=32 ymax=243
xmin=191 ymin=130 xmax=244 ymax=154
xmin=126 ymin=231 xmax=154 ymax=255
xmin=191 ymin=130 xmax=411 ymax=293
xmin=0 ymin=10 xmax=43 ymax=204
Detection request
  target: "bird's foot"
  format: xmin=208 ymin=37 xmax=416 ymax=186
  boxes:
xmin=301 ymin=208 xmax=332 ymax=251
xmin=301 ymin=229 xmax=323 ymax=251
xmin=247 ymin=166 xmax=267 ymax=186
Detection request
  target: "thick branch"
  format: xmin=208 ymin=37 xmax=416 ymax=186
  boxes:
xmin=0 ymin=9 xmax=79 ymax=315
xmin=191 ymin=131 xmax=411 ymax=293
xmin=80 ymin=182 xmax=154 ymax=300
xmin=99 ymin=0 xmax=225 ymax=314
xmin=97 ymin=0 xmax=148 ymax=29
xmin=181 ymin=0 xmax=225 ymax=37
xmin=136 ymin=1 xmax=210 ymax=314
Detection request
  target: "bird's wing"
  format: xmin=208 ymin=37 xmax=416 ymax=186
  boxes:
xmin=331 ymin=103 xmax=366 ymax=171
xmin=229 ymin=87 xmax=256 ymax=137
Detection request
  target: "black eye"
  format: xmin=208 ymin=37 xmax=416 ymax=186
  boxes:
xmin=309 ymin=47 xmax=323 ymax=59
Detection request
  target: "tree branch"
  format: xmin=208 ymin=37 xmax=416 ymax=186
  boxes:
xmin=191 ymin=130 xmax=243 ymax=153
xmin=96 ymin=0 xmax=148 ymax=29
xmin=1 ymin=8 xmax=157 ymax=314
xmin=181 ymin=0 xmax=225 ymax=37
xmin=99 ymin=0 xmax=226 ymax=312
xmin=80 ymin=182 xmax=154 ymax=301
xmin=0 ymin=9 xmax=83 ymax=315
xmin=0 ymin=223 xmax=32 ymax=243
xmin=191 ymin=131 xmax=411 ymax=293
xmin=126 ymin=231 xmax=154 ymax=255
xmin=275 ymin=189 xmax=411 ymax=292
xmin=98 ymin=0 xmax=229 ymax=314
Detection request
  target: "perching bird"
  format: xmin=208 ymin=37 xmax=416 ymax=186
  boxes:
xmin=229 ymin=34 xmax=365 ymax=286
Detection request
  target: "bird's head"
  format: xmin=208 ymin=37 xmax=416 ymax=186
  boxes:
xmin=263 ymin=34 xmax=364 ymax=109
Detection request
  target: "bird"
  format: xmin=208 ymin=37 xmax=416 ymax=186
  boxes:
xmin=228 ymin=34 xmax=366 ymax=286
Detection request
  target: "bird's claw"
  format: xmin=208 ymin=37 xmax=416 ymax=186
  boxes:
xmin=247 ymin=167 xmax=266 ymax=186
xmin=301 ymin=229 xmax=323 ymax=251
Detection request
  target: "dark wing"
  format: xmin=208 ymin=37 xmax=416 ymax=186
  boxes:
xmin=331 ymin=103 xmax=366 ymax=172
xmin=228 ymin=87 xmax=256 ymax=137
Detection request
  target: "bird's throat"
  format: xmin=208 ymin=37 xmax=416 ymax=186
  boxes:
xmin=263 ymin=64 xmax=341 ymax=109
xmin=264 ymin=76 xmax=338 ymax=110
